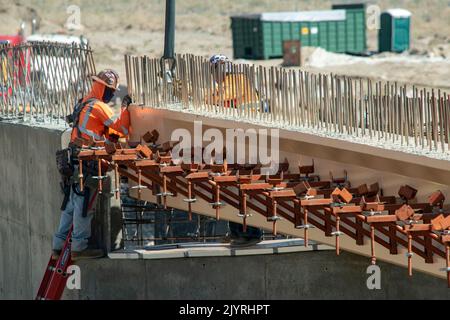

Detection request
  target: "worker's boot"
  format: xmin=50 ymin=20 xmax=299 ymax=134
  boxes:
xmin=51 ymin=249 xmax=61 ymax=260
xmin=71 ymin=248 xmax=104 ymax=261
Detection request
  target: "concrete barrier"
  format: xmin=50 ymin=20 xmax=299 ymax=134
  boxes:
xmin=66 ymin=250 xmax=450 ymax=300
xmin=0 ymin=121 xmax=115 ymax=299
xmin=0 ymin=121 xmax=67 ymax=299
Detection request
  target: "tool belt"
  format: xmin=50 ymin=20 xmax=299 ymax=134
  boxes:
xmin=56 ymin=145 xmax=97 ymax=181
xmin=57 ymin=145 xmax=99 ymax=215
xmin=55 ymin=148 xmax=73 ymax=179
xmin=65 ymin=144 xmax=99 ymax=179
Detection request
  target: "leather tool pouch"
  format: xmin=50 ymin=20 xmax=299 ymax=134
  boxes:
xmin=56 ymin=148 xmax=73 ymax=178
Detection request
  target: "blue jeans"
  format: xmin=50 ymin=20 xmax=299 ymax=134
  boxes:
xmin=52 ymin=185 xmax=95 ymax=252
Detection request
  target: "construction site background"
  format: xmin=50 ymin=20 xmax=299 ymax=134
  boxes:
xmin=1 ymin=0 xmax=450 ymax=300
xmin=0 ymin=0 xmax=449 ymax=93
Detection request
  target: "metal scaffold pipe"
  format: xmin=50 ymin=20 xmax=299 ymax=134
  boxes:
xmin=163 ymin=0 xmax=176 ymax=60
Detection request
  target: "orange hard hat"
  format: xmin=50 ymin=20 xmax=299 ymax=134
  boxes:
xmin=91 ymin=69 xmax=119 ymax=90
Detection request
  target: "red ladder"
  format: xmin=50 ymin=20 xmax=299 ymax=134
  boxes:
xmin=36 ymin=190 xmax=98 ymax=300
xmin=35 ymin=226 xmax=74 ymax=300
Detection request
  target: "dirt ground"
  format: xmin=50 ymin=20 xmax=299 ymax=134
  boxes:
xmin=0 ymin=0 xmax=449 ymax=91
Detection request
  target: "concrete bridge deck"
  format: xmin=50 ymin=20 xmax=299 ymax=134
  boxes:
xmin=127 ymin=105 xmax=450 ymax=281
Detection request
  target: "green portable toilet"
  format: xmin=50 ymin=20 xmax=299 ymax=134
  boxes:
xmin=378 ymin=9 xmax=411 ymax=52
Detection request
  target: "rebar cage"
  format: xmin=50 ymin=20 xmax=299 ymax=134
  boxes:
xmin=125 ymin=53 xmax=450 ymax=155
xmin=0 ymin=42 xmax=96 ymax=124
xmin=119 ymin=177 xmax=285 ymax=249
xmin=120 ymin=178 xmax=230 ymax=248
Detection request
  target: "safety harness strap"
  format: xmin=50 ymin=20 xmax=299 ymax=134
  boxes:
xmin=74 ymin=98 xmax=99 ymax=140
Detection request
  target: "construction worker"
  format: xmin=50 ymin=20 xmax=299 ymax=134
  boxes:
xmin=209 ymin=54 xmax=267 ymax=112
xmin=52 ymin=69 xmax=132 ymax=260
xmin=209 ymin=55 xmax=263 ymax=246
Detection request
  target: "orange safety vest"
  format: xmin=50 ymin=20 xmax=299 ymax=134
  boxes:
xmin=211 ymin=73 xmax=259 ymax=107
xmin=70 ymin=81 xmax=130 ymax=143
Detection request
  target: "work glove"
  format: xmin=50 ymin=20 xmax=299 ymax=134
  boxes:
xmin=108 ymin=133 xmax=120 ymax=143
xmin=121 ymin=94 xmax=132 ymax=109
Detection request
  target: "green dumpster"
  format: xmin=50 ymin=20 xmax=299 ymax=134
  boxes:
xmin=331 ymin=3 xmax=367 ymax=54
xmin=231 ymin=7 xmax=367 ymax=60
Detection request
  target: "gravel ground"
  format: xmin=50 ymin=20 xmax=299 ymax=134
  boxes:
xmin=0 ymin=0 xmax=449 ymax=90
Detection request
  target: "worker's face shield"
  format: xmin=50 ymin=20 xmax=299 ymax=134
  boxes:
xmin=102 ymin=85 xmax=116 ymax=103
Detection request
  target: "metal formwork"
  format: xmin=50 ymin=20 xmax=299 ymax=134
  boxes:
xmin=75 ymin=136 xmax=450 ymax=287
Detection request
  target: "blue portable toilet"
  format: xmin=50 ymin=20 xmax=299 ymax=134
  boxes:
xmin=378 ymin=9 xmax=412 ymax=52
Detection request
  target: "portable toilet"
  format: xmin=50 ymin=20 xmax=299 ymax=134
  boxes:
xmin=378 ymin=9 xmax=411 ymax=52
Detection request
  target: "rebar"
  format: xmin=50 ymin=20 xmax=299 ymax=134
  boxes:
xmin=0 ymin=42 xmax=95 ymax=124
xmin=125 ymin=53 xmax=449 ymax=154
